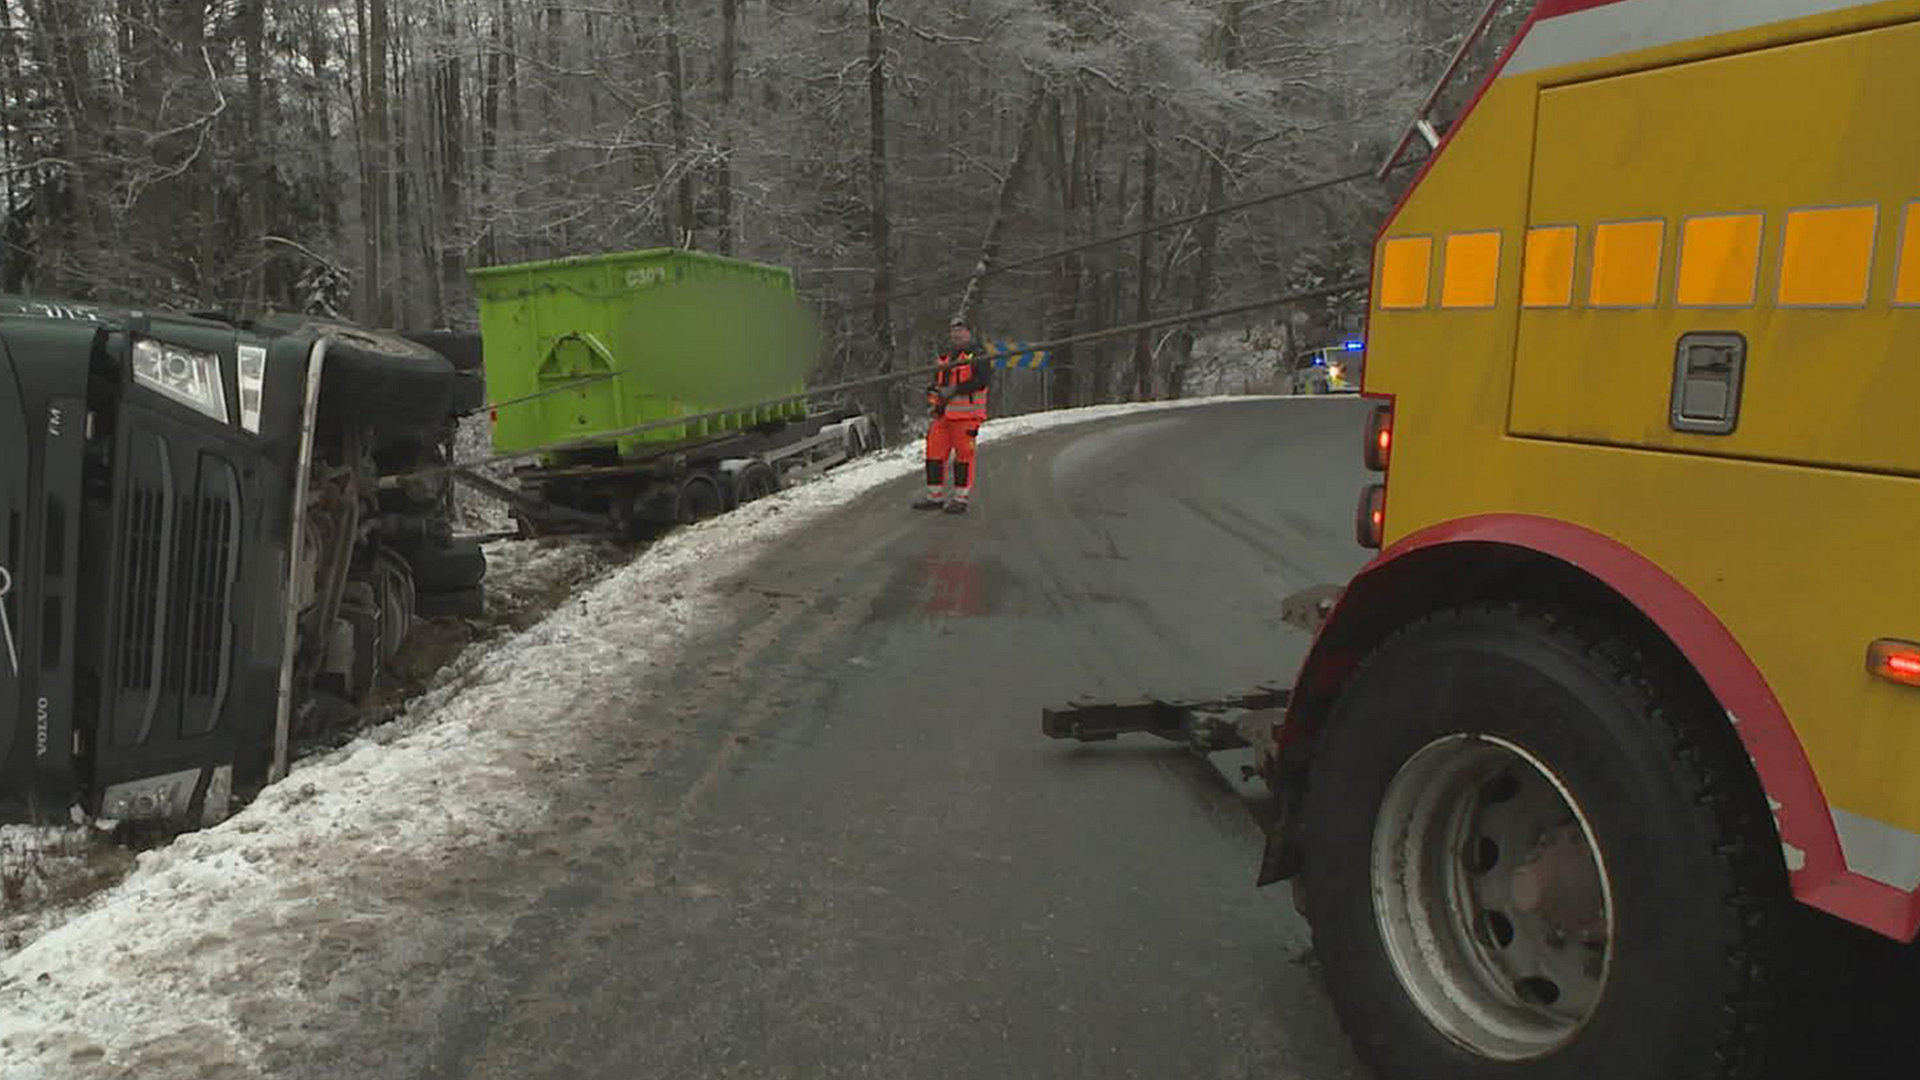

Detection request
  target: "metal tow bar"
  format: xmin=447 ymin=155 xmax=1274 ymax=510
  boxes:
xmin=1036 ymin=583 xmax=1344 ymax=889
xmin=1040 ymin=687 xmax=1292 ymax=757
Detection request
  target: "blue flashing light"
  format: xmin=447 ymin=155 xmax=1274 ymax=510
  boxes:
xmin=1341 ymin=338 xmax=1364 ymax=352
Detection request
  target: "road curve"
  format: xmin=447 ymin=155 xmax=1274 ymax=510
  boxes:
xmin=257 ymin=395 xmax=1917 ymax=1080
xmin=370 ymin=397 xmax=1376 ymax=1080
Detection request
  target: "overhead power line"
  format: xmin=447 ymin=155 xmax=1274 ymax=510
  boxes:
xmin=826 ymin=154 xmax=1424 ymax=317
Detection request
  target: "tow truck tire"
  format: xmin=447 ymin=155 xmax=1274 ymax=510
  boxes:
xmin=1299 ymin=603 xmax=1782 ymax=1080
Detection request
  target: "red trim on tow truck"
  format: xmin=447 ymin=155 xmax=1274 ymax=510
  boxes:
xmin=1294 ymin=513 xmax=1920 ymax=943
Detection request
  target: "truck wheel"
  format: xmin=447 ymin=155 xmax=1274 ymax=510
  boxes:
xmin=416 ymin=586 xmax=485 ymax=619
xmin=256 ymin=315 xmax=461 ymax=432
xmin=408 ymin=538 xmax=487 ymax=593
xmin=371 ymin=548 xmax=416 ymax=661
xmin=677 ymin=474 xmax=725 ymax=524
xmin=730 ymin=461 xmax=780 ymax=506
xmin=1300 ymin=603 xmax=1781 ymax=1080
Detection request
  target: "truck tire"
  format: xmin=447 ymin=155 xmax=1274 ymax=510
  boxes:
xmin=407 ymin=538 xmax=487 ymax=593
xmin=1299 ymin=603 xmax=1782 ymax=1080
xmin=416 ymin=586 xmax=485 ymax=619
xmin=677 ymin=474 xmax=725 ymax=524
xmin=257 ymin=315 xmax=460 ymax=431
xmin=399 ymin=330 xmax=486 ymax=373
xmin=729 ymin=461 xmax=780 ymax=507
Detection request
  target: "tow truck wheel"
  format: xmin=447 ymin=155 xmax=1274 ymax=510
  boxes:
xmin=1300 ymin=603 xmax=1783 ymax=1080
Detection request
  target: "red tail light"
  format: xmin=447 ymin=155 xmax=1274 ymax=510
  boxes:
xmin=1868 ymin=639 xmax=1920 ymax=687
xmin=1355 ymin=484 xmax=1386 ymax=549
xmin=1365 ymin=405 xmax=1392 ymax=471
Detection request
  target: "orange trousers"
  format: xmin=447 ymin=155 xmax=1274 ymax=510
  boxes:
xmin=925 ymin=415 xmax=980 ymax=496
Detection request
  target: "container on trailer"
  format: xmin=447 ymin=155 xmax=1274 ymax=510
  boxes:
xmin=470 ymin=249 xmax=815 ymax=460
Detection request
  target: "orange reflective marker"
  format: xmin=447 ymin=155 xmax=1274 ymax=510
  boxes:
xmin=1867 ymin=639 xmax=1920 ymax=687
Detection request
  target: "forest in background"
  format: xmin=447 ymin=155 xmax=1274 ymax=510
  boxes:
xmin=0 ymin=0 xmax=1522 ymax=408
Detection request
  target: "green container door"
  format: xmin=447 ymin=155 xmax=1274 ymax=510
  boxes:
xmin=470 ymin=249 xmax=812 ymax=459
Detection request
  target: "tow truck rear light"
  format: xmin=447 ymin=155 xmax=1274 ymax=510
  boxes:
xmin=1867 ymin=639 xmax=1920 ymax=687
xmin=1365 ymin=406 xmax=1392 ymax=471
xmin=1355 ymin=483 xmax=1386 ymax=549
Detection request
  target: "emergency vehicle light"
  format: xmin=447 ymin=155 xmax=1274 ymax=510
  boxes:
xmin=1867 ymin=639 xmax=1920 ymax=687
xmin=1365 ymin=406 xmax=1392 ymax=472
xmin=1355 ymin=484 xmax=1386 ymax=550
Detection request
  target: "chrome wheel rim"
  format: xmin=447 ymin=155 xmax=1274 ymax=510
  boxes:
xmin=1370 ymin=733 xmax=1615 ymax=1060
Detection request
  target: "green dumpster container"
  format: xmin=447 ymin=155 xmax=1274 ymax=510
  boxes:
xmin=471 ymin=249 xmax=815 ymax=459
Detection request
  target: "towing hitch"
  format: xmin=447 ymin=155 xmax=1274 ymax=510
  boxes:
xmin=1042 ymin=687 xmax=1302 ymax=887
xmin=1036 ymin=583 xmax=1343 ymax=890
xmin=1041 ymin=687 xmax=1291 ymax=756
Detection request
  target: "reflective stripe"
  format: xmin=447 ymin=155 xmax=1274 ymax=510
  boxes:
xmin=1833 ymin=808 xmax=1920 ymax=891
xmin=1506 ymin=0 xmax=1871 ymax=76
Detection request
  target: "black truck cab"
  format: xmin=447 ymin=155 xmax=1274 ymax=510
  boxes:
xmin=0 ymin=299 xmax=478 ymax=827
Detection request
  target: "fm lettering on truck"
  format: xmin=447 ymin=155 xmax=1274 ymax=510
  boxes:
xmin=624 ymin=267 xmax=667 ymax=289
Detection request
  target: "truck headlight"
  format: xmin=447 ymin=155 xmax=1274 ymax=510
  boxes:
xmin=132 ymin=339 xmax=229 ymax=424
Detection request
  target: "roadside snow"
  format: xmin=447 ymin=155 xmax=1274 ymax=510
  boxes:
xmin=0 ymin=395 xmax=1289 ymax=1079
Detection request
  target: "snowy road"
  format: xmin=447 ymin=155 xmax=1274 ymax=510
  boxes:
xmin=403 ymin=397 xmax=1377 ymax=1080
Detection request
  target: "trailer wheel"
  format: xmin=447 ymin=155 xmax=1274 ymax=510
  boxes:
xmin=1299 ymin=603 xmax=1782 ymax=1080
xmin=677 ymin=474 xmax=726 ymax=524
xmin=731 ymin=461 xmax=780 ymax=506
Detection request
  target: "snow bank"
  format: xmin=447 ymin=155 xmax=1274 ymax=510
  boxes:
xmin=0 ymin=395 xmax=1283 ymax=1079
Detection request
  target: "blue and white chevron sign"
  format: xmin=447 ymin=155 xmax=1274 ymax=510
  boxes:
xmin=988 ymin=340 xmax=1051 ymax=370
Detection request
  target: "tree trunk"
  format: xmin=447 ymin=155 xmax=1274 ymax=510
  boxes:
xmin=359 ymin=0 xmax=394 ymax=325
xmin=661 ymin=0 xmax=695 ymax=246
xmin=716 ymin=0 xmax=739 ymax=255
xmin=1129 ymin=133 xmax=1157 ymax=402
xmin=955 ymin=84 xmax=1045 ymax=326
xmin=437 ymin=0 xmax=465 ymax=324
xmin=242 ymin=0 xmax=270 ymax=312
xmin=865 ymin=0 xmax=898 ymax=440
xmin=481 ymin=8 xmax=503 ymax=263
xmin=1169 ymin=156 xmax=1224 ymax=401
xmin=1168 ymin=1 xmax=1242 ymax=401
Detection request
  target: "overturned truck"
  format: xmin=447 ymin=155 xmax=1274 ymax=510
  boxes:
xmin=0 ymin=301 xmax=481 ymax=826
xmin=0 ymin=250 xmax=876 ymax=827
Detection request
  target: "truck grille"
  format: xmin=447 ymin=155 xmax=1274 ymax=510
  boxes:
xmin=117 ymin=485 xmax=169 ymax=692
xmin=179 ymin=492 xmax=234 ymax=697
xmin=116 ymin=464 xmax=237 ymax=704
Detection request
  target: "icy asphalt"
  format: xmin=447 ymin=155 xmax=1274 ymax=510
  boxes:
xmin=0 ymin=397 xmax=1371 ymax=1079
xmin=5 ymin=395 xmax=1913 ymax=1078
xmin=396 ymin=397 xmax=1374 ymax=1080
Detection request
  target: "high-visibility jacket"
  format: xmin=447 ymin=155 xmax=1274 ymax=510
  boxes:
xmin=935 ymin=350 xmax=989 ymax=421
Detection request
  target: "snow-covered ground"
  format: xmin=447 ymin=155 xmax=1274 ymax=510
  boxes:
xmin=1183 ymin=324 xmax=1294 ymax=397
xmin=0 ymin=395 xmax=1301 ymax=1080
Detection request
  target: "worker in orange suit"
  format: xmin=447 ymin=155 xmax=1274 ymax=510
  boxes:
xmin=914 ymin=316 xmax=991 ymax=514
